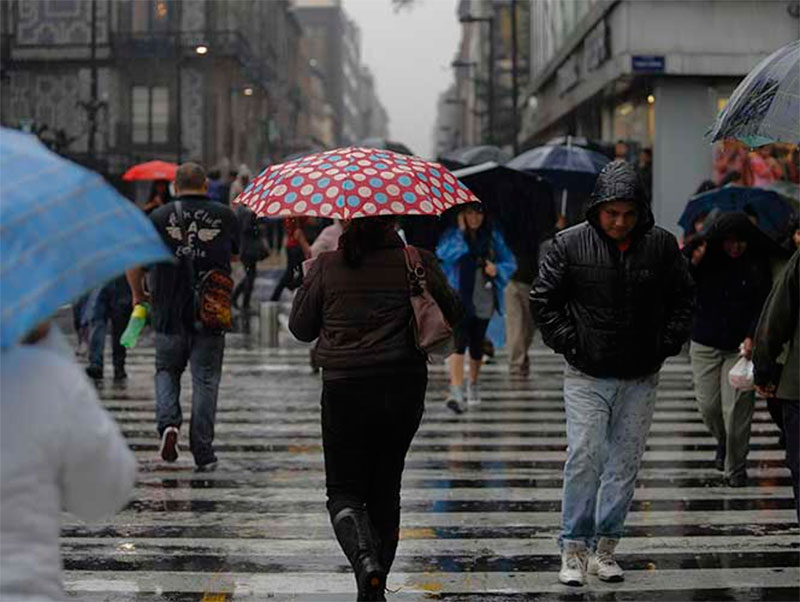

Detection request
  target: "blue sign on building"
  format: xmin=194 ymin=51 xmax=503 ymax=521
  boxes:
xmin=632 ymin=55 xmax=666 ymax=73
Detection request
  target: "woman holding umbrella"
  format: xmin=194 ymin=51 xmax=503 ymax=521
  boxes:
xmin=239 ymin=147 xmax=468 ymax=601
xmin=437 ymin=203 xmax=516 ymax=412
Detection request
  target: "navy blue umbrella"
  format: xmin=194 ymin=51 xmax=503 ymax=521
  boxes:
xmin=507 ymin=144 xmax=610 ymax=221
xmin=678 ymin=185 xmax=796 ymax=237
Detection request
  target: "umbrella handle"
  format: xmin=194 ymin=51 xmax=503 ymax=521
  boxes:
xmin=561 ymin=189 xmax=568 ymax=216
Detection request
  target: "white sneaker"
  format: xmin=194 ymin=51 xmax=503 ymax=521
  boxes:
xmin=159 ymin=426 xmax=179 ymax=463
xmin=558 ymin=544 xmax=588 ymax=586
xmin=467 ymin=381 xmax=481 ymax=406
xmin=445 ymin=384 xmax=466 ymax=414
xmin=587 ymin=537 xmax=624 ymax=582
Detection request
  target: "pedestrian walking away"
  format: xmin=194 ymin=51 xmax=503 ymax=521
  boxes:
xmin=437 ymin=203 xmax=516 ymax=412
xmin=531 ymin=160 xmax=693 ymax=586
xmin=753 ymin=249 xmax=800 ymax=523
xmin=1 ymin=322 xmax=136 ymax=602
xmin=232 ymin=203 xmax=269 ymax=313
xmin=686 ymin=212 xmax=774 ymax=487
xmin=84 ymin=275 xmax=133 ymax=381
xmin=126 ymin=162 xmax=240 ymax=472
xmin=290 ymin=217 xmax=462 ymax=601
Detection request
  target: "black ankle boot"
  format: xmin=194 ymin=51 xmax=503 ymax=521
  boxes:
xmin=378 ymin=528 xmax=399 ymax=574
xmin=332 ymin=508 xmax=386 ymax=601
xmin=714 ymin=443 xmax=726 ymax=472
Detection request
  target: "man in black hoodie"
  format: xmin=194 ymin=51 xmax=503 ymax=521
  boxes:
xmin=531 ymin=160 xmax=693 ymax=587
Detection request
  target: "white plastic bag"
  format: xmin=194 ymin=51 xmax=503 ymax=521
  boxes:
xmin=728 ymin=355 xmax=755 ymax=391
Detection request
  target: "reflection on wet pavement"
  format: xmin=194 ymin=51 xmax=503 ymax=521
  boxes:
xmin=62 ymin=335 xmax=799 ymax=601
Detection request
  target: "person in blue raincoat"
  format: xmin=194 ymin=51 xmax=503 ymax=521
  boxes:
xmin=437 ymin=202 xmax=516 ymax=413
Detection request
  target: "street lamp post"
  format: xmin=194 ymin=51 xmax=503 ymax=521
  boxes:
xmin=510 ymin=0 xmax=519 ymax=155
xmin=460 ymin=12 xmax=495 ymax=145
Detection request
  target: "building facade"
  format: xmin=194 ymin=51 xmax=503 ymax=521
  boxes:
xmin=0 ymin=0 xmax=375 ymax=178
xmin=520 ymin=0 xmax=800 ymax=233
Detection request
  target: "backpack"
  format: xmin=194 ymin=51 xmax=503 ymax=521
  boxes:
xmin=175 ymin=201 xmax=233 ymax=332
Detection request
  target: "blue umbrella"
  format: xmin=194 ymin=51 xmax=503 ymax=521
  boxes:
xmin=678 ymin=185 xmax=795 ymax=237
xmin=708 ymin=40 xmax=799 ymax=147
xmin=506 ymin=144 xmax=610 ymax=220
xmin=0 ymin=128 xmax=173 ymax=347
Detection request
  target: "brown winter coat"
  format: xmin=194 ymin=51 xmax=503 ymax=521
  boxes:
xmin=289 ymin=231 xmax=462 ymax=380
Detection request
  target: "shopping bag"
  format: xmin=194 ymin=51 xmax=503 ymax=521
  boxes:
xmin=728 ymin=355 xmax=755 ymax=391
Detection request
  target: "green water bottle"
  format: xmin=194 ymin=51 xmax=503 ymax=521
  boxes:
xmin=120 ymin=302 xmax=150 ymax=349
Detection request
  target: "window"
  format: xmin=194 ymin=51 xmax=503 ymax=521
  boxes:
xmin=132 ymin=0 xmax=171 ymax=32
xmin=132 ymin=85 xmax=169 ymax=144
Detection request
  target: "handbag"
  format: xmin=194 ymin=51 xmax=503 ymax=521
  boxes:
xmin=175 ymin=201 xmax=234 ymax=332
xmin=403 ymin=245 xmax=454 ymax=360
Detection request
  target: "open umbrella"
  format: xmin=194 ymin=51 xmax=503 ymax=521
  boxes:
xmin=234 ymin=147 xmax=480 ymax=220
xmin=708 ymin=40 xmax=800 ymax=147
xmin=678 ymin=185 xmax=796 ymax=237
xmin=450 ymin=161 xmax=555 ymax=246
xmin=439 ymin=145 xmax=512 ymax=170
xmin=122 ymin=160 xmax=178 ymax=181
xmin=507 ymin=143 xmax=610 ymax=221
xmin=0 ymin=128 xmax=173 ymax=348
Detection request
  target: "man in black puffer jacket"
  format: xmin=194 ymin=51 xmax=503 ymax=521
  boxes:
xmin=531 ymin=160 xmax=693 ymax=587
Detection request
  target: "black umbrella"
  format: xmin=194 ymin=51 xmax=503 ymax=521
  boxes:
xmin=439 ymin=145 xmax=512 ymax=169
xmin=449 ymin=161 xmax=556 ymax=255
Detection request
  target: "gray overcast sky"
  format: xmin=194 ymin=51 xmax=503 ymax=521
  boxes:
xmin=341 ymin=0 xmax=460 ymax=158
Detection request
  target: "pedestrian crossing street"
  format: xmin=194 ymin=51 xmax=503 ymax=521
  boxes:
xmin=63 ymin=338 xmax=800 ymax=601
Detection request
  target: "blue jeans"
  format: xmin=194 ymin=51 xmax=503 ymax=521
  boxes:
xmin=560 ymin=365 xmax=659 ymax=549
xmin=154 ymin=331 xmax=225 ymax=466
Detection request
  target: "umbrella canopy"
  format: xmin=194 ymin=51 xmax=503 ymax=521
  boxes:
xmin=507 ymin=144 xmax=611 ymax=221
xmin=0 ymin=128 xmax=173 ymax=348
xmin=234 ymin=147 xmax=480 ymax=220
xmin=451 ymin=161 xmax=555 ymax=251
xmin=702 ymin=212 xmax=791 ymax=261
xmin=767 ymin=180 xmax=800 ymax=209
xmin=439 ymin=145 xmax=512 ymax=169
xmin=678 ymin=185 xmax=796 ymax=237
xmin=507 ymin=144 xmax=610 ymax=174
xmin=357 ymin=138 xmax=414 ymax=156
xmin=709 ymin=40 xmax=800 ymax=147
xmin=122 ymin=160 xmax=178 ymax=181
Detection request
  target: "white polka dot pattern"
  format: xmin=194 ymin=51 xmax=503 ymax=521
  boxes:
xmin=235 ymin=146 xmax=480 ymax=220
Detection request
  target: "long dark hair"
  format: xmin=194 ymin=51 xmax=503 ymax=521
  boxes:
xmin=339 ymin=216 xmax=397 ymax=267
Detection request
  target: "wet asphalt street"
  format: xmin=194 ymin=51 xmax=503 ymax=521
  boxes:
xmin=59 ymin=273 xmax=799 ymax=601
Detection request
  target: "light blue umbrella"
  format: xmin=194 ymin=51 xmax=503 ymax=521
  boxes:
xmin=0 ymin=128 xmax=173 ymax=347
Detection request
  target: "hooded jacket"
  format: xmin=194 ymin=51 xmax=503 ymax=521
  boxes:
xmin=530 ymin=160 xmax=694 ymax=379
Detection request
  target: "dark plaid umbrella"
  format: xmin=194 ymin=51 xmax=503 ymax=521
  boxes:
xmin=709 ymin=40 xmax=799 ymax=146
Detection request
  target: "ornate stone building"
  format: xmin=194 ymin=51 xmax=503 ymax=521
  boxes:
xmin=0 ymin=0 xmax=324 ymax=175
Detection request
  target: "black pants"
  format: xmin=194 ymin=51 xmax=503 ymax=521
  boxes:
xmin=270 ymin=246 xmax=304 ymax=301
xmin=454 ymin=316 xmax=490 ymax=360
xmin=321 ymin=372 xmax=427 ymax=570
xmin=781 ymin=399 xmax=800 ymax=524
xmin=233 ymin=259 xmax=257 ymax=310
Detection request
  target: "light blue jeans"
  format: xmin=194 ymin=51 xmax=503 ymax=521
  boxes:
xmin=560 ymin=365 xmax=659 ymax=549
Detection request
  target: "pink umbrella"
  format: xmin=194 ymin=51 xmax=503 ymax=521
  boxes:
xmin=233 ymin=147 xmax=480 ymax=219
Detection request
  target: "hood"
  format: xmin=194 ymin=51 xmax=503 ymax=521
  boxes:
xmin=703 ymin=211 xmax=791 ymax=260
xmin=585 ymin=160 xmax=654 ymax=238
xmin=237 ymin=164 xmax=252 ymax=180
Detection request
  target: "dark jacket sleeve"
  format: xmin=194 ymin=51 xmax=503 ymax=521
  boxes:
xmin=288 ymin=255 xmax=324 ymax=342
xmin=661 ymin=235 xmax=695 ymax=357
xmin=529 ymin=235 xmax=576 ymax=355
xmin=753 ymin=251 xmax=799 ymax=387
xmin=421 ymin=249 xmax=465 ymax=329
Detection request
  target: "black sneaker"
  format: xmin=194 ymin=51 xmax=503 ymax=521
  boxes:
xmin=727 ymin=470 xmax=747 ymax=488
xmin=85 ymin=365 xmax=103 ymax=380
xmin=714 ymin=443 xmax=726 ymax=472
xmin=113 ymin=367 xmax=127 ymax=381
xmin=195 ymin=459 xmax=218 ymax=473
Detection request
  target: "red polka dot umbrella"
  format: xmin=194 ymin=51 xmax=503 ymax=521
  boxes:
xmin=233 ymin=147 xmax=481 ymax=219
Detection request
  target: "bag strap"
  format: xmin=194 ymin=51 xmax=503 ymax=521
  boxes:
xmin=174 ymin=201 xmax=196 ymax=286
xmin=403 ymin=245 xmax=426 ymax=296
